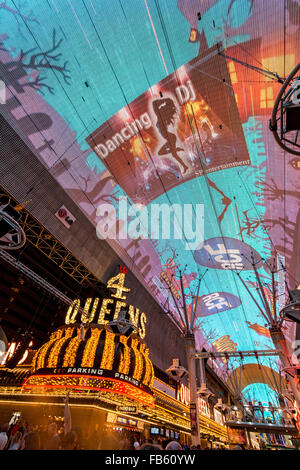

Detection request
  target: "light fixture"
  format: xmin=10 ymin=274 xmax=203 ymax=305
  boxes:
xmin=0 ymin=205 xmax=26 ymax=250
xmin=197 ymin=383 xmax=213 ymax=398
xmin=107 ymin=308 xmax=136 ymax=337
xmin=166 ymin=358 xmax=187 ymax=379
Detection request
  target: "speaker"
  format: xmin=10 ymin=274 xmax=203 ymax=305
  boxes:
xmin=284 ymin=307 xmax=300 ymax=324
xmin=285 ymin=104 xmax=300 ymax=132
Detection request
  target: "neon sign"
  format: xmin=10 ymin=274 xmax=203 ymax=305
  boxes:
xmin=1 ymin=341 xmax=33 ymax=366
xmin=198 ymin=397 xmax=211 ymax=419
xmin=177 ymin=383 xmax=190 ymax=406
xmin=65 ymin=270 xmax=147 ymax=339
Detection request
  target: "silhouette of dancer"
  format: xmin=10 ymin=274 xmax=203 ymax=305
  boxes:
xmin=152 ymin=97 xmax=188 ymax=174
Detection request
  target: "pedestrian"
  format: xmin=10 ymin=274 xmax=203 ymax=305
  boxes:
xmin=165 ymin=440 xmax=182 ymax=450
xmin=8 ymin=431 xmax=22 ymax=450
xmin=139 ymin=443 xmax=162 ymax=450
xmin=60 ymin=430 xmax=78 ymax=450
xmin=24 ymin=432 xmax=41 ymax=450
xmin=0 ymin=424 xmax=9 ymax=450
xmin=44 ymin=423 xmax=60 ymax=450
xmin=132 ymin=434 xmax=140 ymax=450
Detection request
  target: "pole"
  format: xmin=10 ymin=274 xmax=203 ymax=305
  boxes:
xmin=185 ymin=333 xmax=200 ymax=446
xmin=269 ymin=325 xmax=300 ymax=410
xmin=245 ymin=427 xmax=253 ymax=449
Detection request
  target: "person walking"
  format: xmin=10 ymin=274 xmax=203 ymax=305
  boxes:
xmin=0 ymin=424 xmax=9 ymax=450
xmin=8 ymin=431 xmax=22 ymax=450
xmin=44 ymin=423 xmax=60 ymax=450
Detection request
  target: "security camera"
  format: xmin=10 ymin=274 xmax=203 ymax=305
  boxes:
xmin=166 ymin=358 xmax=187 ymax=379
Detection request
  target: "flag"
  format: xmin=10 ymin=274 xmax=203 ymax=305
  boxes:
xmin=64 ymin=392 xmax=72 ymax=434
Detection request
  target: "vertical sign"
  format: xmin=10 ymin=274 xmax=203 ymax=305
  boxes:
xmin=190 ymin=403 xmax=198 ymax=436
xmin=277 ymin=254 xmax=286 ymax=312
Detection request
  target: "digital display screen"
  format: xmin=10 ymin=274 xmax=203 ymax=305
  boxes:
xmin=116 ymin=416 xmax=127 ymax=425
xmin=150 ymin=427 xmax=160 ymax=435
xmin=2 ymin=0 xmax=299 ymax=405
xmin=128 ymin=419 xmax=137 ymax=427
xmin=87 ymin=46 xmax=249 ymax=205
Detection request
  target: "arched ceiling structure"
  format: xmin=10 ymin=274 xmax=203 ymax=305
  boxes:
xmin=226 ymin=363 xmax=286 ymax=395
xmin=1 ymin=0 xmax=300 ymax=401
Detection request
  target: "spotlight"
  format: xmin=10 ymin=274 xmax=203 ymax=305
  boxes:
xmin=285 ymin=104 xmax=300 ymax=132
xmin=282 ymin=290 xmax=300 ymax=324
xmin=107 ymin=308 xmax=136 ymax=337
xmin=166 ymin=358 xmax=187 ymax=379
xmin=0 ymin=204 xmax=26 ymax=250
xmin=198 ymin=383 xmax=213 ymax=398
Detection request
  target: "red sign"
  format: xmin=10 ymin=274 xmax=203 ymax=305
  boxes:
xmin=190 ymin=402 xmax=198 ymax=436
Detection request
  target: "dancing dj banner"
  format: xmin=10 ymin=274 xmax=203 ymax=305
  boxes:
xmin=86 ymin=45 xmax=250 ymax=204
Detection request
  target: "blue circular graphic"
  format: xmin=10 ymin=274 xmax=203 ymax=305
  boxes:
xmin=193 ymin=237 xmax=263 ymax=270
xmin=196 ymin=291 xmax=241 ymax=317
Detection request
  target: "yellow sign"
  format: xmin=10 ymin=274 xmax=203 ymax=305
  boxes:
xmin=177 ymin=383 xmax=190 ymax=405
xmin=65 ymin=271 xmax=147 ymax=338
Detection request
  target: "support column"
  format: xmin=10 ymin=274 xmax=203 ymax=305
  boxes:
xmin=185 ymin=333 xmax=200 ymax=446
xmin=199 ymin=356 xmax=206 ymax=389
xmin=269 ymin=326 xmax=300 ymax=410
xmin=245 ymin=427 xmax=253 ymax=449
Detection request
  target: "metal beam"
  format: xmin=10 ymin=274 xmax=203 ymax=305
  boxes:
xmin=0 ymin=187 xmax=105 ymax=289
xmin=0 ymin=249 xmax=83 ymax=313
xmin=194 ymin=349 xmax=280 ymax=359
xmin=225 ymin=420 xmax=296 ymax=435
xmin=217 ymin=45 xmax=283 ymax=83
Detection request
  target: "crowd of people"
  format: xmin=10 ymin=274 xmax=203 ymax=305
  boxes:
xmin=0 ymin=420 xmax=81 ymax=450
xmin=0 ymin=419 xmax=245 ymax=451
xmin=0 ymin=419 xmax=212 ymax=451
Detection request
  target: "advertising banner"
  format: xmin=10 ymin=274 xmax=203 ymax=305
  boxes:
xmin=190 ymin=402 xmax=198 ymax=436
xmin=227 ymin=427 xmax=247 ymax=445
xmin=86 ymin=45 xmax=250 ymax=204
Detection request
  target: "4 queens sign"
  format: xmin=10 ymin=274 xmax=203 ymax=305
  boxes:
xmin=96 ymin=196 xmax=204 ymax=251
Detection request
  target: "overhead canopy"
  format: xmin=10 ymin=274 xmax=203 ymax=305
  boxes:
xmin=1 ymin=0 xmax=299 ymax=402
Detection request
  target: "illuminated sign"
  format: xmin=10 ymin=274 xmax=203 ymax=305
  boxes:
xmin=160 ymin=271 xmax=181 ymax=300
xmin=117 ymin=406 xmax=136 ymax=413
xmin=65 ymin=270 xmax=147 ymax=339
xmin=1 ymin=341 xmax=33 ymax=366
xmin=190 ymin=403 xmax=198 ymax=436
xmin=116 ymin=416 xmax=127 ymax=425
xmin=42 ymin=367 xmax=142 ymax=388
xmin=177 ymin=383 xmax=190 ymax=406
xmin=23 ymin=374 xmax=155 ymax=407
xmin=198 ymin=397 xmax=211 ymax=419
xmin=214 ymin=409 xmax=224 ymax=426
xmin=128 ymin=419 xmax=137 ymax=427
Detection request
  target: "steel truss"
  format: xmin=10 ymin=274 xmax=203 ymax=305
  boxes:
xmin=194 ymin=349 xmax=280 ymax=360
xmin=0 ymin=186 xmax=104 ymax=288
xmin=0 ymin=249 xmax=82 ymax=310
